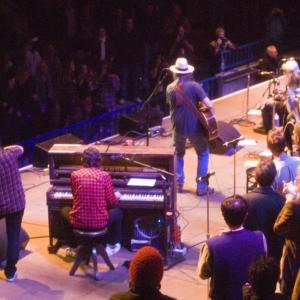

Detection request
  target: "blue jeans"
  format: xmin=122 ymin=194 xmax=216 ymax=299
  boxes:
xmin=175 ymin=132 xmax=209 ymax=190
xmin=1 ymin=210 xmax=24 ymax=278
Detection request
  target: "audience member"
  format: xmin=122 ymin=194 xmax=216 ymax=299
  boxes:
xmin=23 ymin=39 xmax=42 ymax=77
xmin=59 ymin=59 xmax=81 ymax=126
xmin=0 ymin=145 xmax=26 ymax=282
xmin=163 ymin=3 xmax=191 ymax=42
xmin=274 ymin=165 xmax=300 ymax=298
xmin=267 ymin=128 xmax=300 ymax=194
xmin=0 ymin=71 xmax=19 ymax=145
xmin=141 ymin=3 xmax=161 ymax=89
xmin=44 ymin=42 xmax=63 ymax=93
xmin=35 ymin=61 xmax=57 ymax=132
xmin=208 ymin=27 xmax=236 ymax=74
xmin=93 ymin=26 xmax=115 ymax=66
xmin=117 ymin=17 xmax=143 ymax=104
xmin=266 ymin=7 xmax=287 ymax=48
xmin=243 ymin=256 xmax=289 ymax=300
xmin=61 ymin=147 xmax=123 ymax=256
xmin=292 ymin=269 xmax=300 ymax=300
xmin=197 ymin=195 xmax=267 ymax=300
xmin=283 ymin=59 xmax=300 ymax=123
xmin=169 ymin=25 xmax=194 ymax=64
xmin=291 ymin=122 xmax=300 ymax=156
xmin=15 ymin=66 xmax=39 ymax=139
xmin=243 ymin=159 xmax=285 ymax=263
xmin=109 ymin=246 xmax=176 ymax=300
xmin=93 ymin=61 xmax=120 ymax=113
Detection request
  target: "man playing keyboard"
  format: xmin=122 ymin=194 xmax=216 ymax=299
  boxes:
xmin=62 ymin=146 xmax=123 ymax=256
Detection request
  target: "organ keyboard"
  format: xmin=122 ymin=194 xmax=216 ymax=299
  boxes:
xmin=47 ymin=144 xmax=177 ymax=259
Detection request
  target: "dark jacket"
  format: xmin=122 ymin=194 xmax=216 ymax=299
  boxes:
xmin=207 ymin=229 xmax=266 ymax=300
xmin=274 ymin=200 xmax=300 ymax=297
xmin=243 ymin=187 xmax=285 ymax=261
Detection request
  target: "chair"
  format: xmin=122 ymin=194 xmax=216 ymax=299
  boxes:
xmin=69 ymin=227 xmax=114 ymax=280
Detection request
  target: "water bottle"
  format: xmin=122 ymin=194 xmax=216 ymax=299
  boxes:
xmin=274 ymin=113 xmax=280 ymax=128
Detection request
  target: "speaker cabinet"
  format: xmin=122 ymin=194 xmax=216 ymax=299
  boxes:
xmin=120 ymin=108 xmax=164 ymax=135
xmin=209 ymin=121 xmax=241 ymax=155
xmin=33 ymin=133 xmax=82 ymax=168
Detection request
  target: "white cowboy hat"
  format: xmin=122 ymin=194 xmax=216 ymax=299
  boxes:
xmin=281 ymin=58 xmax=299 ymax=73
xmin=169 ymin=57 xmax=194 ymax=74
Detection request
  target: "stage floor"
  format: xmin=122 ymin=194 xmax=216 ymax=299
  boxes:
xmin=0 ymin=117 xmax=269 ymax=300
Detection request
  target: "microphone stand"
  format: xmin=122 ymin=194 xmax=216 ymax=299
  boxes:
xmin=140 ymin=70 xmax=169 ymax=147
xmin=230 ymin=68 xmax=255 ymax=127
xmin=198 ymin=173 xmax=215 ymax=241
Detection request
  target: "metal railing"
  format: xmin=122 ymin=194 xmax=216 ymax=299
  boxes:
xmin=222 ymin=39 xmax=265 ymax=71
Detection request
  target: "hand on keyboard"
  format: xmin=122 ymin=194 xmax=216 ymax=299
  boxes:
xmin=115 ymin=191 xmax=121 ymax=200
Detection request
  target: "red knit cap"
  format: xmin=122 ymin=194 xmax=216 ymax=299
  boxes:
xmin=129 ymin=246 xmax=164 ymax=290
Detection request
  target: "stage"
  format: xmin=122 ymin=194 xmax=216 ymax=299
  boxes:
xmin=0 ymin=113 xmax=271 ymax=300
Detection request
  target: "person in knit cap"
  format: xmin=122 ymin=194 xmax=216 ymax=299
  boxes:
xmin=109 ymin=246 xmax=176 ymax=300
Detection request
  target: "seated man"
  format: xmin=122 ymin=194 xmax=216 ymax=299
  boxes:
xmin=258 ymin=45 xmax=281 ymax=75
xmin=109 ymin=246 xmax=176 ymax=300
xmin=254 ymin=58 xmax=299 ymax=134
xmin=243 ymin=256 xmax=289 ymax=300
xmin=243 ymin=159 xmax=285 ymax=263
xmin=267 ymin=128 xmax=300 ymax=194
xmin=197 ymin=195 xmax=267 ymax=300
xmin=62 ymin=146 xmax=123 ymax=256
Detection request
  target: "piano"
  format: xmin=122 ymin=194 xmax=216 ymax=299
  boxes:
xmin=47 ymin=144 xmax=177 ymax=260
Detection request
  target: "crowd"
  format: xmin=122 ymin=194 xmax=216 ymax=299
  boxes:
xmin=0 ymin=1 xmax=199 ymax=146
xmin=0 ymin=0 xmax=287 ymax=147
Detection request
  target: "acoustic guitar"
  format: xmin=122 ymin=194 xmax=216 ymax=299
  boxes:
xmin=197 ymin=104 xmax=218 ymax=141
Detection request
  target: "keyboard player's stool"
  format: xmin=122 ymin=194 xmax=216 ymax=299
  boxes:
xmin=69 ymin=228 xmax=114 ymax=280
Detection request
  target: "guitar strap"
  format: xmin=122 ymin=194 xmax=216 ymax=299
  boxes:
xmin=174 ymin=81 xmax=209 ymax=129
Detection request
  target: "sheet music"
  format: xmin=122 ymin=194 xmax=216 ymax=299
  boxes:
xmin=127 ymin=178 xmax=156 ymax=187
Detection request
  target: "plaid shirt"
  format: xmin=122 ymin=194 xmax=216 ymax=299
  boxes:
xmin=69 ymin=167 xmax=118 ymax=229
xmin=0 ymin=146 xmax=25 ymax=216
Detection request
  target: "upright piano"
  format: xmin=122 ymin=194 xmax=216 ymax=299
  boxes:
xmin=46 ymin=144 xmax=180 ymax=265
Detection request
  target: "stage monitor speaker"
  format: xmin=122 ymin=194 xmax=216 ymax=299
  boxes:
xmin=209 ymin=121 xmax=241 ymax=155
xmin=33 ymin=133 xmax=83 ymax=168
xmin=120 ymin=107 xmax=164 ymax=135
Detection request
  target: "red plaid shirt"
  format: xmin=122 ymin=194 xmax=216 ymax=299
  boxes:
xmin=69 ymin=167 xmax=118 ymax=229
xmin=0 ymin=146 xmax=25 ymax=216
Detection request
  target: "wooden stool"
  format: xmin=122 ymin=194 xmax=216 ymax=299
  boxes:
xmin=69 ymin=228 xmax=114 ymax=280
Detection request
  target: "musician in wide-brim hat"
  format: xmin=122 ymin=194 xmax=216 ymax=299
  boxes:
xmin=166 ymin=57 xmax=215 ymax=196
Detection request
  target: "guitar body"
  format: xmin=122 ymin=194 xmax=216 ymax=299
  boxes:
xmin=174 ymin=83 xmax=219 ymax=140
xmin=198 ymin=106 xmax=218 ymax=141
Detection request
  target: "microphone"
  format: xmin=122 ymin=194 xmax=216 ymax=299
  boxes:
xmin=197 ymin=170 xmax=215 ymax=183
xmin=259 ymin=71 xmax=274 ymax=76
xmin=223 ymin=135 xmax=244 ymax=147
